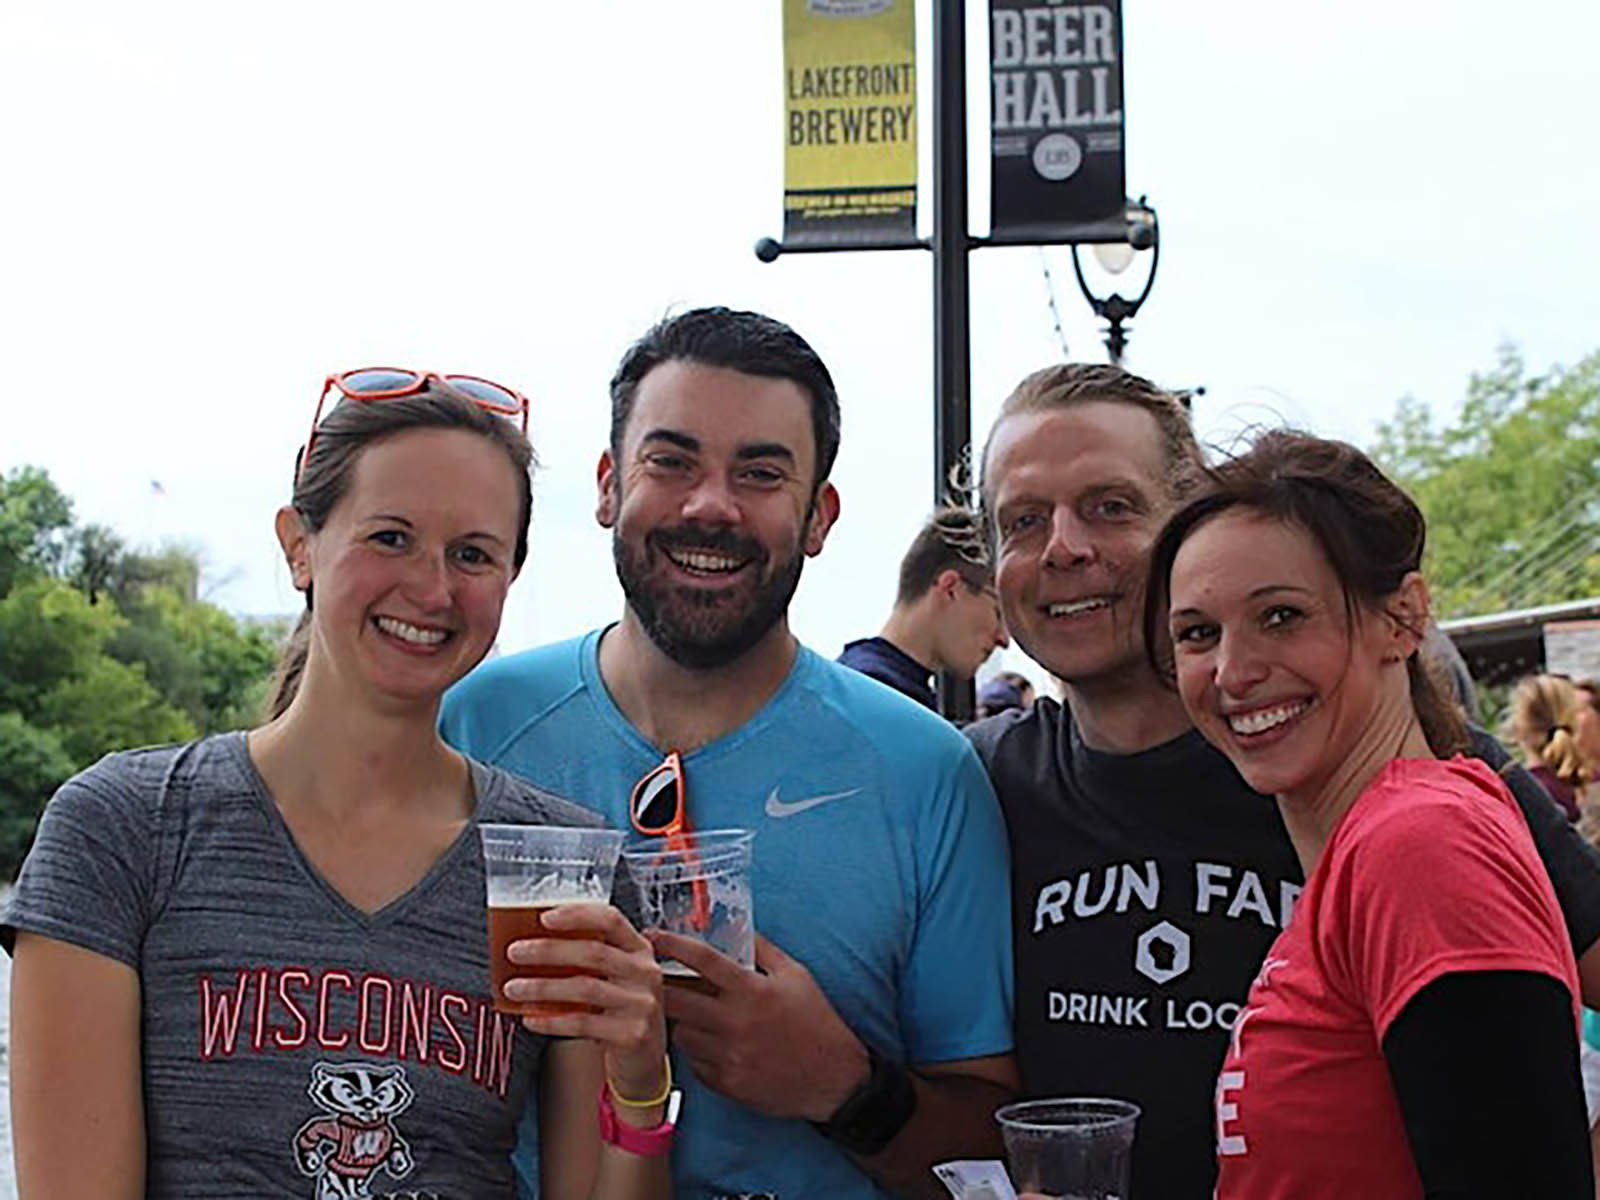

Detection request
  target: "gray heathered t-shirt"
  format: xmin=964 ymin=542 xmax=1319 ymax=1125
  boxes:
xmin=2 ymin=731 xmax=615 ymax=1199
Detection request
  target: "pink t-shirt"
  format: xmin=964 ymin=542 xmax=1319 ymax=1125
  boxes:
xmin=1214 ymin=756 xmax=1579 ymax=1200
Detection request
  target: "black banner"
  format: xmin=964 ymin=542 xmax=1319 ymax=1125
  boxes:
xmin=989 ymin=1 xmax=1126 ymax=240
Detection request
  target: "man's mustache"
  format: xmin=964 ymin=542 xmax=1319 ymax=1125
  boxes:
xmin=648 ymin=525 xmax=767 ymax=564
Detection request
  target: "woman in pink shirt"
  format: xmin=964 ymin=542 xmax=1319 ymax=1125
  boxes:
xmin=1144 ymin=430 xmax=1590 ymax=1199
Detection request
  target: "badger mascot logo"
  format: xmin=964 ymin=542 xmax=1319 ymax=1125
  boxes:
xmin=293 ymin=1061 xmax=416 ymax=1199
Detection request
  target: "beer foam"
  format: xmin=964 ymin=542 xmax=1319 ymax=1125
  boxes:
xmin=486 ymin=869 xmax=609 ymax=908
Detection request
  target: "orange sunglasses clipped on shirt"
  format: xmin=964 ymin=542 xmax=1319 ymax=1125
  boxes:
xmin=298 ymin=367 xmax=530 ymax=485
xmin=630 ymin=752 xmax=712 ymax=930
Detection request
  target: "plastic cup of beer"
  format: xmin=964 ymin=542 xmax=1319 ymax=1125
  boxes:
xmin=621 ymin=829 xmax=754 ymax=996
xmin=479 ymin=824 xmax=625 ymax=1018
xmin=995 ymin=1097 xmax=1140 ymax=1200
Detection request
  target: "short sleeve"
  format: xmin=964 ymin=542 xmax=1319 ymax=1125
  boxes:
xmin=2 ymin=753 xmax=159 ymax=968
xmin=1326 ymin=783 xmax=1575 ymax=1040
xmin=897 ymin=740 xmax=1015 ymax=1064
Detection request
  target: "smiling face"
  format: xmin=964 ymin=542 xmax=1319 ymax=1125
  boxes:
xmin=985 ymin=402 xmax=1176 ymax=690
xmin=597 ymin=360 xmax=838 ymax=669
xmin=280 ymin=426 xmax=521 ymax=711
xmin=1166 ymin=509 xmax=1415 ymax=801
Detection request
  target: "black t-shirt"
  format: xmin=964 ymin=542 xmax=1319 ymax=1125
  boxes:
xmin=967 ymin=699 xmax=1600 ymax=1200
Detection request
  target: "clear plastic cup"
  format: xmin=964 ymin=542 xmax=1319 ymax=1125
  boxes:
xmin=479 ymin=824 xmax=625 ymax=1017
xmin=995 ymin=1097 xmax=1140 ymax=1200
xmin=622 ymin=829 xmax=754 ymax=995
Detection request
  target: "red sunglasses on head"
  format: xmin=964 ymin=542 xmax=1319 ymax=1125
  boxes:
xmin=298 ymin=367 xmax=530 ymax=485
xmin=630 ymin=751 xmax=711 ymax=930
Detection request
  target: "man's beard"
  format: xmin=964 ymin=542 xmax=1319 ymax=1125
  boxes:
xmin=614 ymin=523 xmax=806 ymax=670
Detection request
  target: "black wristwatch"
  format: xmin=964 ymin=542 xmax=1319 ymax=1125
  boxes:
xmin=810 ymin=1046 xmax=918 ymax=1156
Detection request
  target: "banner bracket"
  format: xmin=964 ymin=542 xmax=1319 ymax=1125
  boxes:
xmin=754 ymin=236 xmax=929 ymax=262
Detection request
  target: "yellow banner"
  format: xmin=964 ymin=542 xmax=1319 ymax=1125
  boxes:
xmin=783 ymin=0 xmax=917 ymax=246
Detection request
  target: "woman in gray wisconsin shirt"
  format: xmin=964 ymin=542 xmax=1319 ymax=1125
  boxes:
xmin=4 ymin=377 xmax=674 ymax=1199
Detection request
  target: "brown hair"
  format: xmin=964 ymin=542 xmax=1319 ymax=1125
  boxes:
xmin=896 ymin=506 xmax=992 ymax=604
xmin=609 ymin=307 xmax=840 ymax=491
xmin=1508 ymin=674 xmax=1587 ymax=786
xmin=263 ymin=386 xmax=535 ymax=720
xmin=1142 ymin=429 xmax=1468 ymax=757
xmin=978 ymin=363 xmax=1205 ymax=532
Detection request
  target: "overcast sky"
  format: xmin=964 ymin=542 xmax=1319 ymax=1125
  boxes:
xmin=5 ymin=1 xmax=1598 ymax=685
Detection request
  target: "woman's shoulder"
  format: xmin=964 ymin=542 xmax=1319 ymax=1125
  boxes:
xmin=468 ymin=757 xmax=611 ymax=831
xmin=1338 ymin=756 xmax=1536 ymax=871
xmin=55 ymin=732 xmax=247 ymax=818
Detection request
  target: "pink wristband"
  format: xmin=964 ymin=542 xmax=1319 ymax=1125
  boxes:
xmin=597 ymin=1081 xmax=680 ymax=1157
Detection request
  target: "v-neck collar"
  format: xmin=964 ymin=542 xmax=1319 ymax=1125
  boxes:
xmin=226 ymin=731 xmax=485 ymax=931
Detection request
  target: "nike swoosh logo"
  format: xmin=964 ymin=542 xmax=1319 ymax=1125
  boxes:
xmin=765 ymin=787 xmax=863 ymax=818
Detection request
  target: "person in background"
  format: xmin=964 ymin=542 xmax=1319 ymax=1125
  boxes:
xmin=977 ymin=671 xmax=1036 ymax=719
xmin=442 ymin=308 xmax=1016 ymax=1200
xmin=3 ymin=374 xmax=671 ymax=1200
xmin=966 ymin=361 xmax=1600 ymax=1200
xmin=1576 ymin=681 xmax=1600 ymax=775
xmin=1565 ymin=678 xmax=1600 ymax=1196
xmin=1509 ymin=673 xmax=1589 ymax=822
xmin=1149 ymin=429 xmax=1589 ymax=1198
xmin=1419 ymin=621 xmax=1480 ymax=720
xmin=838 ymin=506 xmax=1009 ymax=710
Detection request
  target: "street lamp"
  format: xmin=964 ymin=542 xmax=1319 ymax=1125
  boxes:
xmin=1071 ymin=197 xmax=1159 ymax=364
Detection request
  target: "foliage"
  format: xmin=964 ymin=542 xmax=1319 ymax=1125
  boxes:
xmin=0 ymin=578 xmax=124 ymax=712
xmin=0 ymin=467 xmax=75 ymax=597
xmin=0 ymin=714 xmax=75 ymax=879
xmin=109 ymin=585 xmax=280 ymax=732
xmin=67 ymin=522 xmax=126 ymax=604
xmin=0 ymin=467 xmax=283 ymax=876
xmin=35 ymin=656 xmax=195 ymax=764
xmin=1372 ymin=345 xmax=1600 ymax=618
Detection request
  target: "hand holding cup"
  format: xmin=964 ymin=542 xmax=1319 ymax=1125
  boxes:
xmin=507 ymin=901 xmax=668 ymax=1098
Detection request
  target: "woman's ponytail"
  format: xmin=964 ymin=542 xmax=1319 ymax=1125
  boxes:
xmin=263 ymin=608 xmax=312 ymax=721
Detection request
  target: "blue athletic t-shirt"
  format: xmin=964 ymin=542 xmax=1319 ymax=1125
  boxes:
xmin=441 ymin=628 xmax=1014 ymax=1200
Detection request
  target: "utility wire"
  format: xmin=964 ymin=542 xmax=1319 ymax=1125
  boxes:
xmin=1038 ymin=247 xmax=1071 ymax=361
xmin=1502 ymin=531 xmax=1600 ymax=610
xmin=1447 ymin=481 xmax=1600 ymax=593
xmin=1460 ymin=506 xmax=1600 ymax=606
xmin=1531 ymin=552 xmax=1600 ymax=607
xmin=1447 ymin=479 xmax=1600 ymax=587
xmin=1496 ymin=531 xmax=1599 ymax=609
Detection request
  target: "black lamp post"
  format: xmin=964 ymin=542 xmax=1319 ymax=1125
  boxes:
xmin=1070 ymin=197 xmax=1159 ymax=364
xmin=756 ymin=2 xmax=1156 ymax=718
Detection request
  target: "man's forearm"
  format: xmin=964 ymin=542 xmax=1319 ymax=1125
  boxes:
xmin=847 ymin=1071 xmax=1019 ymax=1200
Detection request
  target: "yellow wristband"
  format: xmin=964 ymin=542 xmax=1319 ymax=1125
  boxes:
xmin=607 ymin=1055 xmax=673 ymax=1108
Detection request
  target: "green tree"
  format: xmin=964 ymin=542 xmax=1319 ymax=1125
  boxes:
xmin=110 ymin=584 xmax=280 ymax=732
xmin=68 ymin=522 xmax=126 ymax=604
xmin=1372 ymin=345 xmax=1600 ymax=618
xmin=0 ymin=577 xmax=123 ymax=712
xmin=0 ymin=575 xmax=194 ymax=763
xmin=0 ymin=466 xmax=75 ymax=596
xmin=36 ymin=656 xmax=194 ymax=764
xmin=0 ymin=713 xmax=76 ymax=878
xmin=0 ymin=468 xmax=285 ymax=877
xmin=109 ymin=544 xmax=202 ymax=608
